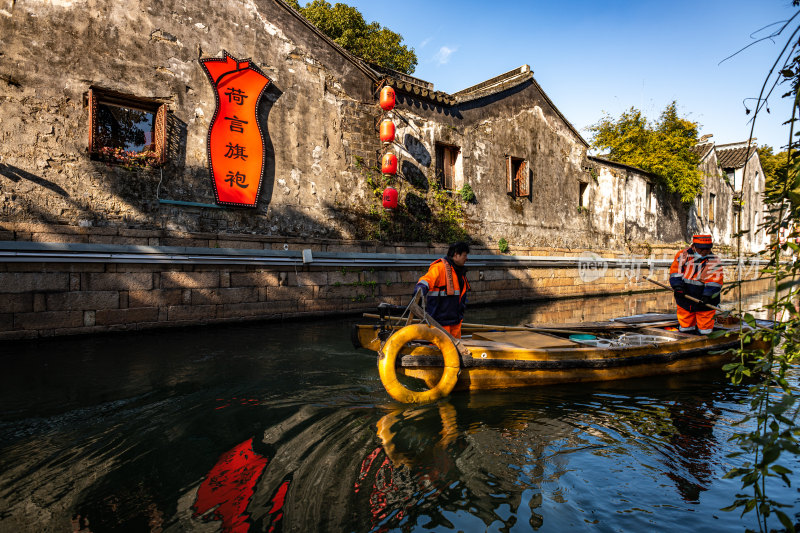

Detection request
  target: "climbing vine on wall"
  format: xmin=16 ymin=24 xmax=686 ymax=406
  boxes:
xmin=350 ymin=155 xmax=469 ymax=243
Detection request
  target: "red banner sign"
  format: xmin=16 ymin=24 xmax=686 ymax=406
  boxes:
xmin=201 ymin=52 xmax=271 ymax=207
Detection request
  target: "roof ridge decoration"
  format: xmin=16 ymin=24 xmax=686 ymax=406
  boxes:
xmin=716 ymin=140 xmax=756 ymax=150
xmin=690 ymin=142 xmax=715 ymax=162
xmin=453 ymin=65 xmax=532 ymax=98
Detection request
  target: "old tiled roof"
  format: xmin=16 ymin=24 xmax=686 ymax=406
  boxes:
xmin=453 ymin=65 xmax=533 ymax=102
xmin=588 ymin=155 xmax=657 ymax=179
xmin=364 ymin=62 xmax=456 ymax=105
xmin=365 ymin=63 xmax=587 ymax=145
xmin=716 ymin=142 xmax=757 ymax=169
xmin=689 ymin=142 xmax=714 ymax=161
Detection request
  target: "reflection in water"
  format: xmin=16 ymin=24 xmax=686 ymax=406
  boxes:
xmin=0 ymin=283 xmax=797 ymax=532
xmin=192 ymin=438 xmax=269 ymax=532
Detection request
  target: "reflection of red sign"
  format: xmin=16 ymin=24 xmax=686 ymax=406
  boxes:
xmin=201 ymin=51 xmax=271 ymax=207
xmin=193 ymin=438 xmax=268 ymax=532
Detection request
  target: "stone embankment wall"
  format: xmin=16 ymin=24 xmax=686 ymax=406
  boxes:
xmin=0 ymin=223 xmax=763 ymax=340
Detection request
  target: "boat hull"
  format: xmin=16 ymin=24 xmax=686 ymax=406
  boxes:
xmin=400 ymin=349 xmax=737 ymax=390
xmin=354 ymin=320 xmax=764 ymax=392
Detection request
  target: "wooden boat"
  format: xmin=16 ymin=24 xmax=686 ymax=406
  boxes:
xmin=352 ymin=311 xmax=771 ymax=403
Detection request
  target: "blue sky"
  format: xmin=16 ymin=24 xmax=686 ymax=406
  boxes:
xmin=338 ymin=0 xmax=799 ymax=151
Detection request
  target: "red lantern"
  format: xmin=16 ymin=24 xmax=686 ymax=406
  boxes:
xmin=379 ymin=86 xmax=396 ymax=111
xmin=382 ymin=187 xmax=398 ymax=209
xmin=381 ymin=153 xmax=398 ymax=175
xmin=379 ymin=119 xmax=395 ymax=143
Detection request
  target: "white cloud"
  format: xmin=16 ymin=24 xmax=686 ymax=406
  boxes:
xmin=433 ymin=46 xmax=457 ymax=65
xmin=419 ymin=37 xmax=432 ymax=49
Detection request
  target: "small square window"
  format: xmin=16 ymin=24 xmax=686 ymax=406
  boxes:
xmin=506 ymin=156 xmax=529 ymax=198
xmin=88 ymin=87 xmax=167 ymax=166
xmin=436 ymin=143 xmax=460 ymax=190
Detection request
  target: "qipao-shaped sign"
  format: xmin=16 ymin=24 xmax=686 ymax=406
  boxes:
xmin=201 ymin=52 xmax=271 ymax=207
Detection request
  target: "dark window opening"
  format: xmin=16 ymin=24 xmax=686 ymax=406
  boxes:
xmin=506 ymin=156 xmax=529 ymax=198
xmin=436 ymin=143 xmax=459 ymax=190
xmin=88 ymin=87 xmax=167 ymax=166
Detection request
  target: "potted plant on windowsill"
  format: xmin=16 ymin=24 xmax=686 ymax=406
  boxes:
xmin=95 ymin=146 xmax=163 ymax=170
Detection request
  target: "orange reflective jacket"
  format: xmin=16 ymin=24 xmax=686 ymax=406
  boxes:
xmin=414 ymin=258 xmax=470 ymax=326
xmin=669 ymin=247 xmax=724 ymax=311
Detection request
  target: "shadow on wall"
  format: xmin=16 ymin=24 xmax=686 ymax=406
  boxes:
xmin=403 ymin=134 xmax=431 ymax=168
xmin=0 ymin=163 xmax=70 ymax=197
xmin=400 ymin=160 xmax=428 ymax=191
xmin=456 ymin=78 xmax=532 ymax=113
xmin=165 ymin=114 xmax=188 ymax=168
xmin=256 ymin=83 xmax=283 ymax=209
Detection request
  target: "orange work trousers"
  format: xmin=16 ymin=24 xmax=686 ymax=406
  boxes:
xmin=677 ymin=307 xmax=715 ymax=335
xmin=442 ymin=322 xmax=462 ymax=339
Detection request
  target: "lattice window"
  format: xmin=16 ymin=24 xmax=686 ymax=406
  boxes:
xmin=506 ymin=156 xmax=529 ymax=198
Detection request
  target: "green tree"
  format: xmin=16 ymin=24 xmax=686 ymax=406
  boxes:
xmin=589 ymin=102 xmax=703 ymax=203
xmin=757 ymin=144 xmax=789 ymax=197
xmin=285 ymin=0 xmax=417 ymax=74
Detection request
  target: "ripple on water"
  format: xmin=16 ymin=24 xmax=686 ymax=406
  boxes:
xmin=0 ymin=292 xmax=798 ymax=532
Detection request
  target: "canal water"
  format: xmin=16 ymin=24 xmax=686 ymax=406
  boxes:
xmin=1 ymin=285 xmax=798 ymax=532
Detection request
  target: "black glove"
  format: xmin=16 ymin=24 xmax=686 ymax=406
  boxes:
xmin=700 ymin=294 xmax=712 ymax=306
xmin=673 ymin=285 xmax=685 ymax=297
xmin=413 ymin=283 xmax=429 ymax=297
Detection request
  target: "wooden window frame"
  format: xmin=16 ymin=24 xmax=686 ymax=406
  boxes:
xmin=709 ymin=193 xmax=717 ymax=223
xmin=88 ymin=87 xmax=168 ymax=166
xmin=505 ymin=156 xmax=529 ymax=198
xmin=435 ymin=143 xmax=460 ymax=190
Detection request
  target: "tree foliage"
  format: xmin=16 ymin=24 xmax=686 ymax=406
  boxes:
xmin=757 ymin=144 xmax=790 ymax=198
xmin=285 ymin=0 xmax=417 ymax=74
xmin=589 ymin=102 xmax=703 ymax=203
xmin=720 ymin=8 xmax=800 ymax=533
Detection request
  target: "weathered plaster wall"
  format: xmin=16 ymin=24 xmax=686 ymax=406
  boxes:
xmin=735 ymin=154 xmax=768 ymax=252
xmin=0 ymin=0 xmax=383 ymax=238
xmin=693 ymin=150 xmax=729 ymax=248
xmin=0 ymin=0 xmax=710 ymax=253
xmin=583 ymin=159 xmax=687 ymax=247
xmin=389 ymin=79 xmax=605 ymax=249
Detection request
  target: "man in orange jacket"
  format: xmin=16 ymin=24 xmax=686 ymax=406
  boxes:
xmin=414 ymin=242 xmax=471 ymax=338
xmin=669 ymin=234 xmax=724 ymax=334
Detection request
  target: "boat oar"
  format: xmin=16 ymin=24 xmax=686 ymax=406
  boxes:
xmin=361 ymin=313 xmax=594 ymax=336
xmin=644 ymin=277 xmax=725 ymax=313
xmin=362 ymin=313 xmax=529 ymax=331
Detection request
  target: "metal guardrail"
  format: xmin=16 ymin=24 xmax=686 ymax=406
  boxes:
xmin=0 ymin=241 xmax=763 ymax=268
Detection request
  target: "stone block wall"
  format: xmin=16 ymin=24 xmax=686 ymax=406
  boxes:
xmin=0 ymin=254 xmax=759 ymax=340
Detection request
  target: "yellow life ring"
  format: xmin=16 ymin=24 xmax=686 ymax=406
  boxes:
xmin=378 ymin=324 xmax=461 ymax=403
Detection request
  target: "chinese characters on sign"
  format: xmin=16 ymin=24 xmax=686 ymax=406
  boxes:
xmin=200 ymin=52 xmax=271 ymax=207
